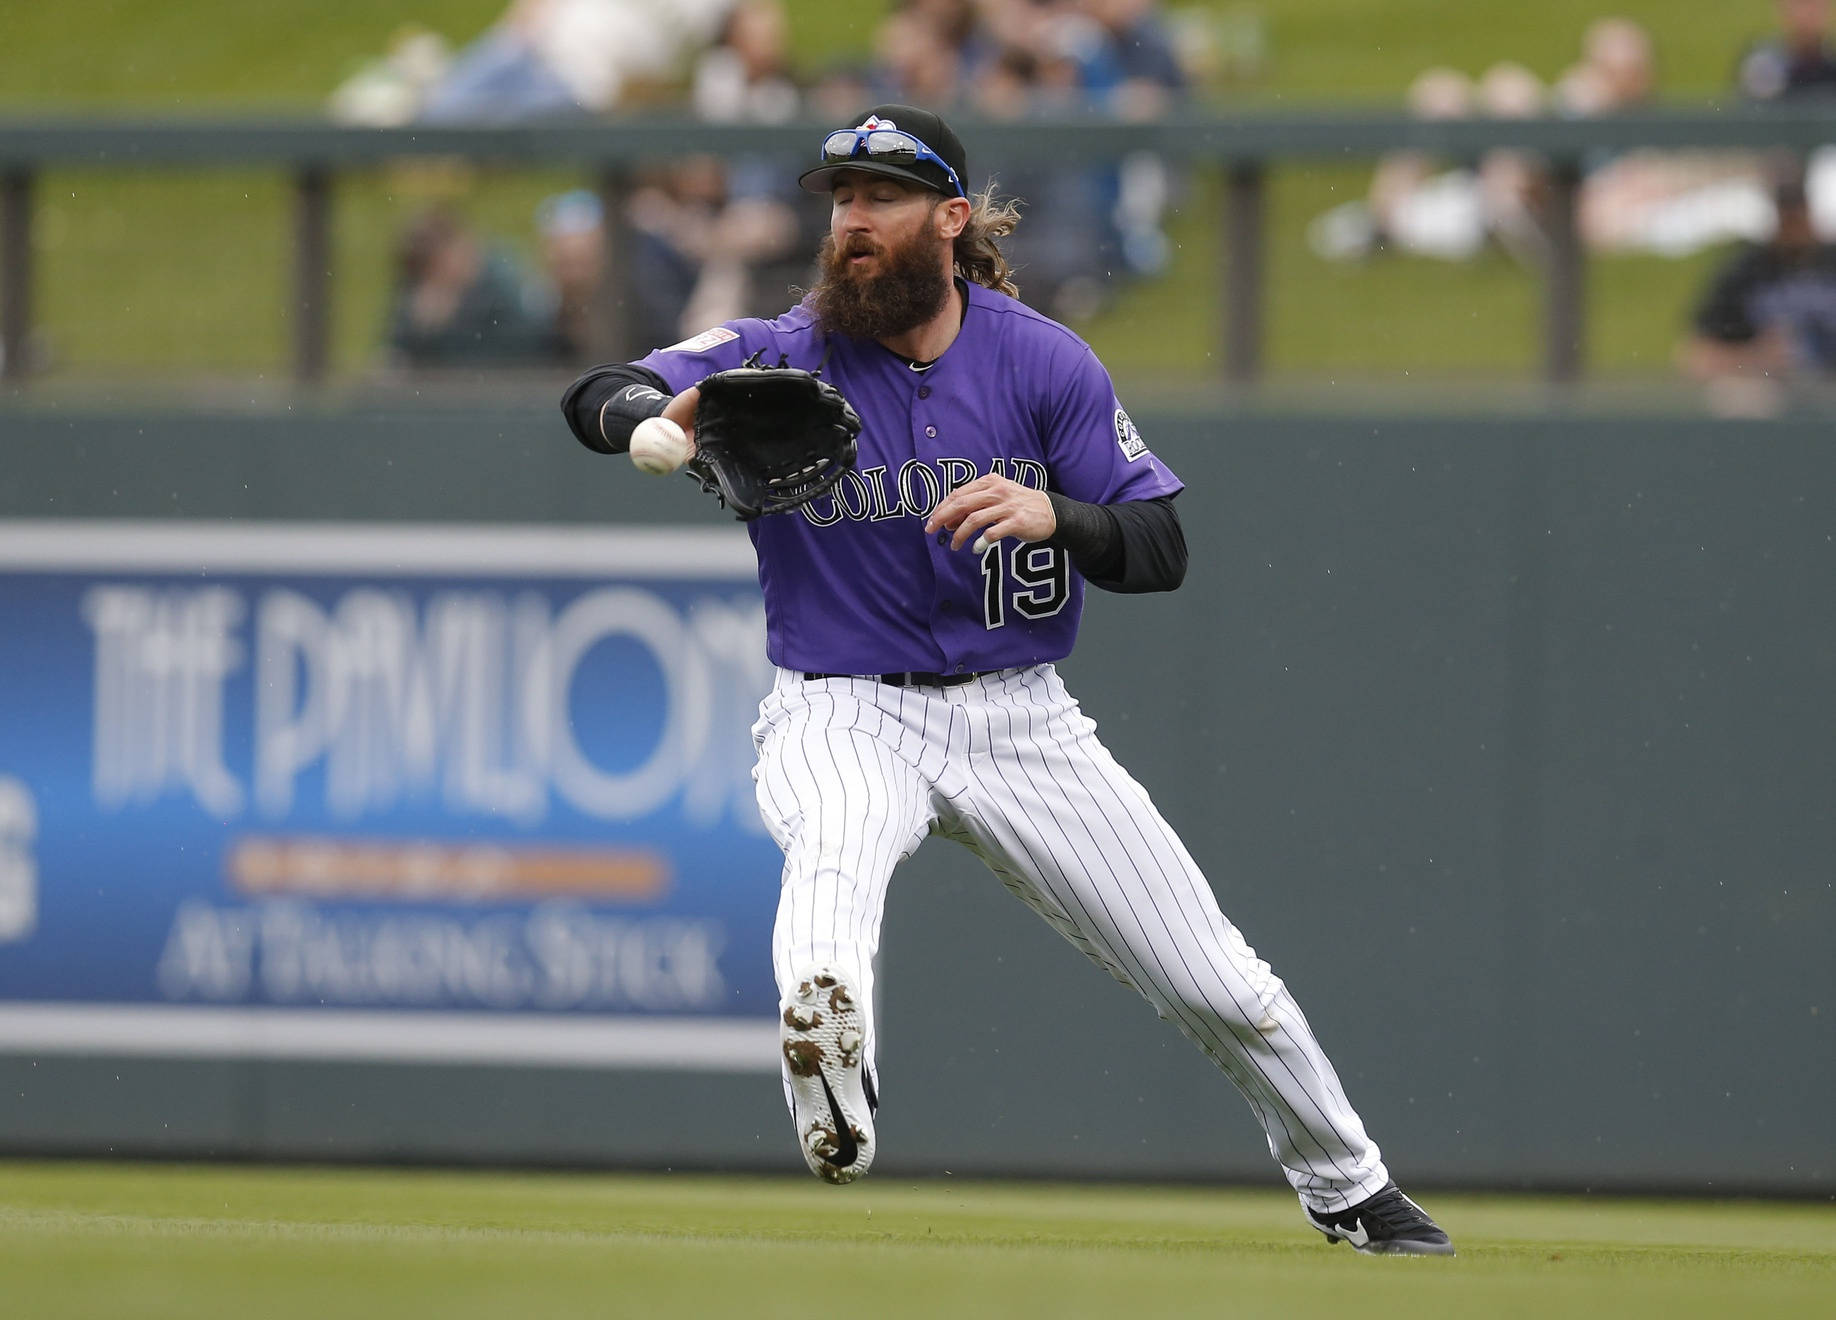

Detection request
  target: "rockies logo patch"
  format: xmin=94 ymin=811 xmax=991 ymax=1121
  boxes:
xmin=1114 ymin=407 xmax=1148 ymax=462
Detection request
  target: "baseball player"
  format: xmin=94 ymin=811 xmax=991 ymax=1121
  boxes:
xmin=560 ymin=104 xmax=1452 ymax=1255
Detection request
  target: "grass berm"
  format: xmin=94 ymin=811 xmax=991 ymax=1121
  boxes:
xmin=0 ymin=0 xmax=1768 ymax=385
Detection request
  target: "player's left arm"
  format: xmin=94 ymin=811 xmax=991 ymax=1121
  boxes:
xmin=924 ymin=479 xmax=1185 ymax=593
xmin=924 ymin=340 xmax=1188 ymax=593
xmin=1048 ymin=491 xmax=1187 ymax=594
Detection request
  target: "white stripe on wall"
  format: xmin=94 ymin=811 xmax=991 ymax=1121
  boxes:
xmin=0 ymin=1004 xmax=779 ymax=1071
xmin=0 ymin=520 xmax=756 ymax=578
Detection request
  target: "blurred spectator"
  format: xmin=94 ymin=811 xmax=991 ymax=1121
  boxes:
xmin=1738 ymin=0 xmax=1836 ymax=102
xmin=1346 ymin=67 xmax=1484 ymax=261
xmin=1085 ymin=0 xmax=1188 ymax=118
xmin=1309 ymin=63 xmax=1548 ymax=263
xmin=626 ymin=158 xmax=802 ymax=348
xmin=416 ymin=0 xmax=733 ymax=123
xmin=1309 ymin=18 xmax=1780 ymax=264
xmin=693 ymin=0 xmax=800 ymax=123
xmin=972 ymin=43 xmax=1042 ymax=117
xmin=949 ymin=12 xmax=1118 ymax=320
xmin=808 ymin=62 xmax=876 ymax=120
xmin=627 ymin=163 xmax=717 ymax=351
xmin=1580 ymin=155 xmax=1774 ymax=257
xmin=974 ymin=0 xmax=1077 ymax=75
xmin=1033 ymin=5 xmax=1130 ymax=105
xmin=328 ymin=26 xmax=452 ymax=126
xmin=1568 ymin=19 xmax=1779 ymax=256
xmin=1077 ymin=0 xmax=1190 ymax=278
xmin=1553 ymin=16 xmax=1657 ymax=115
xmin=855 ymin=0 xmax=1193 ymax=319
xmin=873 ymin=7 xmax=967 ymax=106
xmin=1742 ymin=2 xmax=1836 ymax=235
xmin=1473 ymin=62 xmax=1555 ymax=266
xmin=1560 ymin=19 xmax=1775 ymax=258
xmin=687 ymin=0 xmax=812 ymax=332
xmin=907 ymin=0 xmax=980 ymax=53
xmin=1682 ymin=166 xmax=1836 ymax=402
xmin=385 ymin=208 xmax=560 ymax=367
xmin=536 ymin=190 xmax=605 ymax=361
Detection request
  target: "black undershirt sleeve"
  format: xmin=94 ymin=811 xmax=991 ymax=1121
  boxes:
xmin=1046 ymin=492 xmax=1187 ymax=594
xmin=559 ymin=362 xmax=673 ymax=454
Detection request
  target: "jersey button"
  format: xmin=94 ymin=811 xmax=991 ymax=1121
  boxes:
xmin=940 ymin=599 xmax=954 ymax=614
xmin=924 ymin=425 xmax=937 ymax=438
xmin=917 ymin=385 xmax=932 ymax=399
xmin=954 ymin=663 xmax=966 ymax=673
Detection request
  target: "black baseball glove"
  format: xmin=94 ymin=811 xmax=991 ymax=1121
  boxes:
xmin=688 ymin=353 xmax=862 ymax=520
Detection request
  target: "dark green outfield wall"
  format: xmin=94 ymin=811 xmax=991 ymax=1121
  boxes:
xmin=1 ymin=404 xmax=1830 ymax=1192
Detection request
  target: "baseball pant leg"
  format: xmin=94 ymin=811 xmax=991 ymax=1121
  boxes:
xmin=752 ymin=674 xmax=939 ymax=1114
xmin=950 ymin=666 xmax=1390 ymax=1213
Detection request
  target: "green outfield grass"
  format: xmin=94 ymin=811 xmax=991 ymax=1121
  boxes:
xmin=0 ymin=2 xmax=1778 ymax=382
xmin=2 ymin=1162 xmax=1831 ymax=1319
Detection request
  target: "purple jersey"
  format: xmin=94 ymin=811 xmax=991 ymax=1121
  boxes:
xmin=637 ymin=282 xmax=1183 ymax=675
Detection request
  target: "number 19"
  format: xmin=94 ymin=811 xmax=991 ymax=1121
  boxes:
xmin=981 ymin=543 xmax=1069 ymax=629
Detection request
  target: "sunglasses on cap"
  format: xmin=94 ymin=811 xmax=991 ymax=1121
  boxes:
xmin=819 ymin=127 xmax=967 ymax=199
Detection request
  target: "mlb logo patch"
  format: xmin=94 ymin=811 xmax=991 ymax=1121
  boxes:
xmin=662 ymin=326 xmax=741 ymax=354
xmin=1114 ymin=407 xmax=1149 ymax=462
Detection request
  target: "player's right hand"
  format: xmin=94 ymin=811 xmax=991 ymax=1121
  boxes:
xmin=924 ymin=474 xmax=1057 ymax=552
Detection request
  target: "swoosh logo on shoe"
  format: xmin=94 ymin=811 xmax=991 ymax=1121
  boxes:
xmin=1339 ymin=1218 xmax=1370 ymax=1248
xmin=818 ymin=1074 xmax=859 ymax=1168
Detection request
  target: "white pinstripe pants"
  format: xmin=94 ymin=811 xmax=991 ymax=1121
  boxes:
xmin=751 ymin=664 xmax=1390 ymax=1211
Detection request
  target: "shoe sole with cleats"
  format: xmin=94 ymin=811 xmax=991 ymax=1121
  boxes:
xmin=782 ymin=967 xmax=874 ymax=1185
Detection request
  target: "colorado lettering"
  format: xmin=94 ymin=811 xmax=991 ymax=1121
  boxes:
xmin=799 ymin=456 xmax=1047 ymax=527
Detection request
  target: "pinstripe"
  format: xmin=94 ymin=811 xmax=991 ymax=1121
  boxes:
xmin=825 ymin=691 xmax=862 ymax=960
xmin=842 ymin=732 xmax=880 ymax=969
xmin=1032 ymin=668 xmax=1373 ymax=1188
xmin=1019 ymin=670 xmax=1353 ymax=1145
xmin=957 ymin=727 xmax=1143 ymax=987
xmin=1012 ymin=669 xmax=1375 ymax=1199
xmin=820 ymin=725 xmax=843 ymax=958
xmin=844 ymin=726 xmax=901 ymax=981
xmin=982 ymin=667 xmax=1378 ymax=1200
xmin=1077 ymin=729 xmax=1363 ymax=1132
xmin=781 ymin=694 xmax=829 ymax=987
xmin=955 ymin=703 xmax=1304 ymax=1177
xmin=751 ymin=666 xmax=1387 ymax=1212
xmin=999 ymin=696 xmax=1170 ymax=987
xmin=999 ymin=674 xmax=1317 ymax=1169
xmin=1048 ymin=672 xmax=1381 ymax=1205
xmin=792 ymin=698 xmax=829 ymax=970
xmin=756 ymin=675 xmax=937 ymax=1097
xmin=959 ymin=677 xmax=1335 ymax=1186
xmin=991 ymin=689 xmax=1268 ymax=1084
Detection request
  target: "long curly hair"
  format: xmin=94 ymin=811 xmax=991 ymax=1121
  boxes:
xmin=952 ymin=183 xmax=1024 ymax=297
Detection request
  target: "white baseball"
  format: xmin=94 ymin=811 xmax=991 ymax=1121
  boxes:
xmin=629 ymin=416 xmax=691 ymax=475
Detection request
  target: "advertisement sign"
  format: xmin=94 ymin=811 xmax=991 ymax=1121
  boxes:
xmin=0 ymin=521 xmax=782 ymax=1069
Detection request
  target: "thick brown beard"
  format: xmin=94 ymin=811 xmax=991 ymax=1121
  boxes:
xmin=807 ymin=223 xmax=953 ymax=342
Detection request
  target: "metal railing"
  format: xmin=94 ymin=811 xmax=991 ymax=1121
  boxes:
xmin=3 ymin=107 xmax=1835 ymax=387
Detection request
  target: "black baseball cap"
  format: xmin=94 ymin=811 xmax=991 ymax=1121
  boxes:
xmin=797 ymin=104 xmax=969 ymax=198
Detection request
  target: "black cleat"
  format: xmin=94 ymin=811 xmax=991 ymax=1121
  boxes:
xmin=1305 ymin=1183 xmax=1455 ymax=1256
